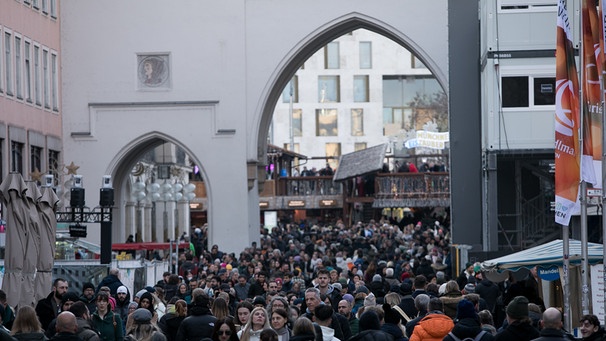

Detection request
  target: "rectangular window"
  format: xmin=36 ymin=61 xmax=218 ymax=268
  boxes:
xmin=281 ymin=76 xmax=299 ymax=103
xmin=355 ymin=142 xmax=367 ymax=151
xmin=15 ymin=36 xmax=22 ymax=99
xmin=324 ymin=42 xmax=339 ymax=69
xmin=34 ymin=45 xmax=40 ymax=105
xmin=41 ymin=0 xmax=48 ymax=14
xmin=351 ymin=109 xmax=364 ymax=136
xmin=502 ymin=76 xmax=529 ymax=108
xmin=316 ymin=108 xmax=338 ymax=136
xmin=11 ymin=141 xmax=23 ymax=174
xmin=501 ymin=75 xmax=555 ymax=108
xmin=51 ymin=53 xmax=58 ymax=110
xmin=359 ymin=42 xmax=372 ymax=69
xmin=293 ymin=109 xmax=302 ymax=137
xmin=43 ymin=49 xmax=49 ymax=108
xmin=5 ymin=32 xmax=12 ymax=96
xmin=533 ymin=77 xmax=555 ymax=105
xmin=31 ymin=145 xmax=42 ymax=173
xmin=50 ymin=0 xmax=57 ymax=18
xmin=353 ymin=75 xmax=369 ymax=102
xmin=48 ymin=149 xmax=60 ymax=187
xmin=318 ymin=76 xmax=340 ymax=102
xmin=32 ymin=0 xmax=39 ymax=8
xmin=24 ymin=41 xmax=32 ymax=102
xmin=325 ymin=143 xmax=341 ymax=169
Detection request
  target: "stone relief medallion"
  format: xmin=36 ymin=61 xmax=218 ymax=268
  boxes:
xmin=138 ymin=54 xmax=169 ymax=88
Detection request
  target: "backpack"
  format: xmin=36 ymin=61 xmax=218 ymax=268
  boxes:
xmin=447 ymin=330 xmax=486 ymax=341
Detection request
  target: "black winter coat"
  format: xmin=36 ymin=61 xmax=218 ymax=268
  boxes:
xmin=442 ymin=318 xmax=494 ymax=341
xmin=495 ymin=321 xmax=539 ymax=341
xmin=531 ymin=328 xmax=568 ymax=341
xmin=347 ymin=330 xmax=393 ymax=341
xmin=175 ymin=305 xmax=217 ymax=341
xmin=474 ymin=280 xmax=500 ymax=313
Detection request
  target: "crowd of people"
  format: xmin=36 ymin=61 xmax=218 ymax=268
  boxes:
xmin=0 ymin=217 xmax=602 ymax=341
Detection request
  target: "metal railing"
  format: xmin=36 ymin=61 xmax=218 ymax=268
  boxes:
xmin=276 ymin=176 xmax=343 ymax=196
xmin=375 ymin=172 xmax=449 ymax=198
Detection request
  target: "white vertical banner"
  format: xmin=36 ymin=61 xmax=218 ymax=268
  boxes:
xmin=590 ymin=264 xmax=606 ymax=325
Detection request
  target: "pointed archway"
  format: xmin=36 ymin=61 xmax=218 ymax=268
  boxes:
xmin=104 ymin=132 xmax=209 ymax=245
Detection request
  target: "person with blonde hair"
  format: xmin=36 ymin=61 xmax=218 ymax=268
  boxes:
xmin=238 ymin=307 xmax=270 ymax=341
xmin=11 ymin=306 xmax=46 ymax=341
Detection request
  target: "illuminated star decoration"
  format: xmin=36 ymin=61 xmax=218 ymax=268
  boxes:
xmin=65 ymin=162 xmax=80 ymax=175
xmin=30 ymin=168 xmax=43 ymax=181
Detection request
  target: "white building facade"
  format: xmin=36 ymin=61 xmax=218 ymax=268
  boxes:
xmin=270 ymin=29 xmax=439 ymax=172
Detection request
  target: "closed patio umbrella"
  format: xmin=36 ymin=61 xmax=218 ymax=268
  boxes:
xmin=0 ymin=173 xmax=29 ymax=308
xmin=35 ymin=186 xmax=59 ymax=301
xmin=21 ymin=181 xmax=42 ymax=308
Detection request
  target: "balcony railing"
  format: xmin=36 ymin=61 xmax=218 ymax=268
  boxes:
xmin=373 ymin=172 xmax=450 ymax=207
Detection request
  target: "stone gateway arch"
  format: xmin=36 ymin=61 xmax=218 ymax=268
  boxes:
xmin=60 ymin=1 xmax=456 ymax=253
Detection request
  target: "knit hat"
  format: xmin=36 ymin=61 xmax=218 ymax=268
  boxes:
xmin=117 ymin=286 xmax=128 ymax=294
xmin=399 ymin=282 xmax=412 ymax=296
xmin=342 ymin=294 xmax=354 ymax=304
xmin=61 ymin=292 xmax=80 ymax=306
xmin=82 ymin=282 xmax=95 ymax=292
xmin=456 ymin=299 xmax=477 ymax=320
xmin=136 ymin=289 xmax=147 ymax=299
xmin=463 ymin=283 xmax=475 ymax=294
xmin=144 ymin=286 xmax=156 ymax=293
xmin=506 ymin=296 xmax=529 ymax=319
xmin=132 ymin=308 xmax=152 ymax=324
xmin=139 ymin=292 xmax=154 ymax=306
xmin=372 ymin=274 xmax=382 ymax=282
xmin=383 ymin=303 xmax=401 ymax=324
xmin=338 ymin=278 xmax=348 ymax=286
xmin=332 ymin=283 xmax=342 ymax=291
xmin=364 ymin=293 xmax=376 ymax=307
xmin=356 ymin=285 xmax=369 ymax=294
xmin=253 ymin=296 xmax=266 ymax=307
xmin=359 ymin=311 xmax=381 ymax=331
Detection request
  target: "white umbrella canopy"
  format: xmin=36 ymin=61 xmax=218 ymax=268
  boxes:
xmin=0 ymin=173 xmax=29 ymax=308
xmin=35 ymin=186 xmax=59 ymax=301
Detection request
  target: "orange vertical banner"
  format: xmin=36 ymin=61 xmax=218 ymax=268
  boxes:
xmin=555 ymin=0 xmax=581 ymax=225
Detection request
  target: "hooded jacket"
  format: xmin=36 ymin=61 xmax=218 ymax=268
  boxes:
xmin=175 ymin=304 xmax=217 ymax=341
xmin=408 ymin=312 xmax=454 ymax=341
xmin=319 ymin=325 xmax=340 ymax=341
xmin=439 ymin=291 xmax=464 ymax=320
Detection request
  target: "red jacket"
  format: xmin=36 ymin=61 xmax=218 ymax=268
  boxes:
xmin=409 ymin=312 xmax=454 ymax=341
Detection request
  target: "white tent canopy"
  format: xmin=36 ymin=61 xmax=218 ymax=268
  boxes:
xmin=482 ymin=239 xmax=603 ymax=272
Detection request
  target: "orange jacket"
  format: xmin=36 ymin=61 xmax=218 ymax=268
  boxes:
xmin=409 ymin=313 xmax=454 ymax=341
